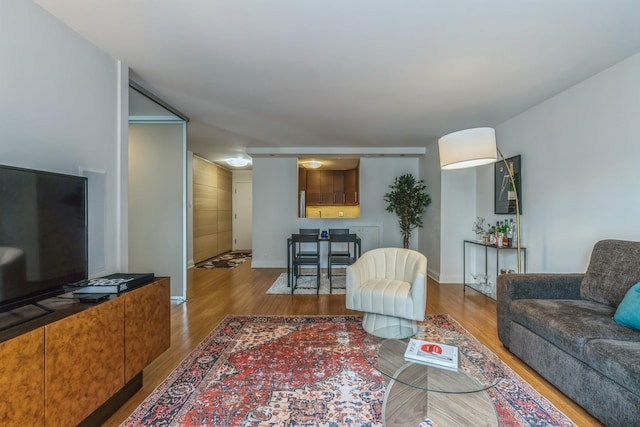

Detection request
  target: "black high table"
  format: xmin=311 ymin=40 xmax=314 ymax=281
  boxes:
xmin=286 ymin=233 xmax=361 ymax=289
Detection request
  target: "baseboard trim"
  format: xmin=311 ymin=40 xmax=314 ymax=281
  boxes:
xmin=251 ymin=261 xmax=287 ymax=268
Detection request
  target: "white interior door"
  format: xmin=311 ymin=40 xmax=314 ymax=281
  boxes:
xmin=233 ymin=182 xmax=252 ymax=250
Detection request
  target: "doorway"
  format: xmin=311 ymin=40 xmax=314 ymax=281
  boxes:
xmin=232 ymin=170 xmax=252 ymax=251
xmin=233 ymin=181 xmax=252 ymax=250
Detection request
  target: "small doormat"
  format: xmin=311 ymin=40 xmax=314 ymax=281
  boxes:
xmin=266 ymin=272 xmax=346 ymax=294
xmin=196 ymin=251 xmax=251 ymax=269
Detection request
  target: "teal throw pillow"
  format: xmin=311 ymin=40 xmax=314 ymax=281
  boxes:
xmin=613 ymin=282 xmax=640 ymax=331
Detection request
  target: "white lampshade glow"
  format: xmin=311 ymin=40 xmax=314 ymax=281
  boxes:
xmin=438 ymin=127 xmax=497 ymax=170
xmin=226 ymin=158 xmax=251 ymax=167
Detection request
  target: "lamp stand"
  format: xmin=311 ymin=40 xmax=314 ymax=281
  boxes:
xmin=496 ymin=148 xmax=521 ymax=273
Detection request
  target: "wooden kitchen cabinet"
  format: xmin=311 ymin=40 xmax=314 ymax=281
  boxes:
xmin=298 ymin=168 xmax=307 ymax=191
xmin=332 ymin=171 xmax=345 ymax=204
xmin=320 ymin=170 xmax=335 ymax=204
xmin=305 ymin=170 xmax=334 ymax=205
xmin=303 ymin=168 xmax=359 ymax=205
xmin=305 ymin=169 xmax=322 ymax=204
xmin=345 ymin=169 xmax=358 ymax=205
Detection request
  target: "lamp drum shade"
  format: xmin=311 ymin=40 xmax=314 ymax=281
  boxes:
xmin=438 ymin=127 xmax=497 ymax=170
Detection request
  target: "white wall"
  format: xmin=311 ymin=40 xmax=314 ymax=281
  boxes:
xmin=129 ymin=124 xmax=186 ymax=298
xmin=233 ymin=170 xmax=253 ymax=183
xmin=419 ymin=148 xmax=442 ymax=281
xmin=251 ymin=156 xmax=421 ymax=268
xmin=0 ymin=0 xmax=125 ymax=276
xmin=429 ymin=52 xmax=640 ymax=281
xmin=488 ymin=53 xmax=640 ymax=273
xmin=438 ymin=168 xmax=477 ymax=283
xmin=252 ymin=158 xmax=299 ymax=267
xmin=358 ymin=157 xmax=421 ymax=249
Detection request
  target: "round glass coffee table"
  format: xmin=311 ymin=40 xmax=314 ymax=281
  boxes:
xmin=364 ymin=336 xmax=501 ymax=426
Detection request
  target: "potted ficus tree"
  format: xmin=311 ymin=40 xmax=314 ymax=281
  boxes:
xmin=384 ymin=173 xmax=431 ymax=248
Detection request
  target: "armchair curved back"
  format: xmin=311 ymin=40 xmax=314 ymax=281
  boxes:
xmin=346 ymin=247 xmax=427 ymax=323
xmin=348 ymin=247 xmax=426 ymax=283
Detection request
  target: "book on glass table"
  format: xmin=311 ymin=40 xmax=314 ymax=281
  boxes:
xmin=404 ymin=339 xmax=459 ymax=372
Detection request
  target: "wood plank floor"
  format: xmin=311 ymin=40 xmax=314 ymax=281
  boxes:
xmin=104 ymin=262 xmax=601 ymax=426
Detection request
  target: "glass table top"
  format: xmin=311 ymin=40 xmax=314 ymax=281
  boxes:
xmin=363 ymin=337 xmax=501 ymax=393
xmin=363 ymin=336 xmax=502 ymax=426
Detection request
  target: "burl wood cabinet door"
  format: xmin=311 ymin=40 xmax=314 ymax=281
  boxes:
xmin=45 ymin=298 xmax=125 ymax=427
xmin=0 ymin=328 xmax=45 ymax=426
xmin=124 ymin=278 xmax=171 ymax=381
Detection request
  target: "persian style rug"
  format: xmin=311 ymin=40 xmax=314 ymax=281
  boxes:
xmin=121 ymin=315 xmax=575 ymax=427
xmin=266 ymin=272 xmax=346 ymax=294
xmin=197 ymin=251 xmax=252 ymax=269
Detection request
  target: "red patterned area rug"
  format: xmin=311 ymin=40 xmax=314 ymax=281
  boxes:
xmin=121 ymin=315 xmax=575 ymax=427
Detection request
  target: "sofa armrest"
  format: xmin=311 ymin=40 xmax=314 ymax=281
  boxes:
xmin=497 ymin=273 xmax=583 ymax=348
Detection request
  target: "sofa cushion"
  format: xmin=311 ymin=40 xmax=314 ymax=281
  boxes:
xmin=509 ymin=299 xmax=638 ymax=360
xmin=584 ymin=339 xmax=640 ymax=397
xmin=581 ymin=239 xmax=640 ymax=307
xmin=613 ymin=282 xmax=640 ymax=331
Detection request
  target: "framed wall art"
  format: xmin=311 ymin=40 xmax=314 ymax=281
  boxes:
xmin=494 ymin=155 xmax=521 ymax=214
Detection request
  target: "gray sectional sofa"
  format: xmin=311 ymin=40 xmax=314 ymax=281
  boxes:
xmin=497 ymin=239 xmax=640 ymax=426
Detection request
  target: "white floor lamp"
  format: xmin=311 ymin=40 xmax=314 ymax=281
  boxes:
xmin=438 ymin=127 xmax=522 ymax=273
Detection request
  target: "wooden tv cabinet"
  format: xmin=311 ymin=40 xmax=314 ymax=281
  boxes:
xmin=0 ymin=277 xmax=170 ymax=426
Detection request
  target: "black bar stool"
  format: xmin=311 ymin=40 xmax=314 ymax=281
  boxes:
xmin=291 ymin=233 xmax=321 ymax=293
xmin=328 ymin=233 xmax=360 ymax=293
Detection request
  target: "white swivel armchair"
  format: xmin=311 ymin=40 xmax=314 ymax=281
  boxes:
xmin=346 ymin=247 xmax=427 ymax=339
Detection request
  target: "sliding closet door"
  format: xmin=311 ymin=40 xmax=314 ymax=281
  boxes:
xmin=128 ymin=123 xmax=186 ymax=299
xmin=192 ymin=156 xmax=232 ymax=263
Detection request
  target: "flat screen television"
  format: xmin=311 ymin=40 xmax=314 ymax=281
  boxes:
xmin=0 ymin=164 xmax=88 ymax=314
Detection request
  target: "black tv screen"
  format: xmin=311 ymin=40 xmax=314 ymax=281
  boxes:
xmin=0 ymin=165 xmax=88 ymax=312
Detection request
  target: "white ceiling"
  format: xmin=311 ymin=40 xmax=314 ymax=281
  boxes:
xmin=35 ymin=0 xmax=640 ymax=168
